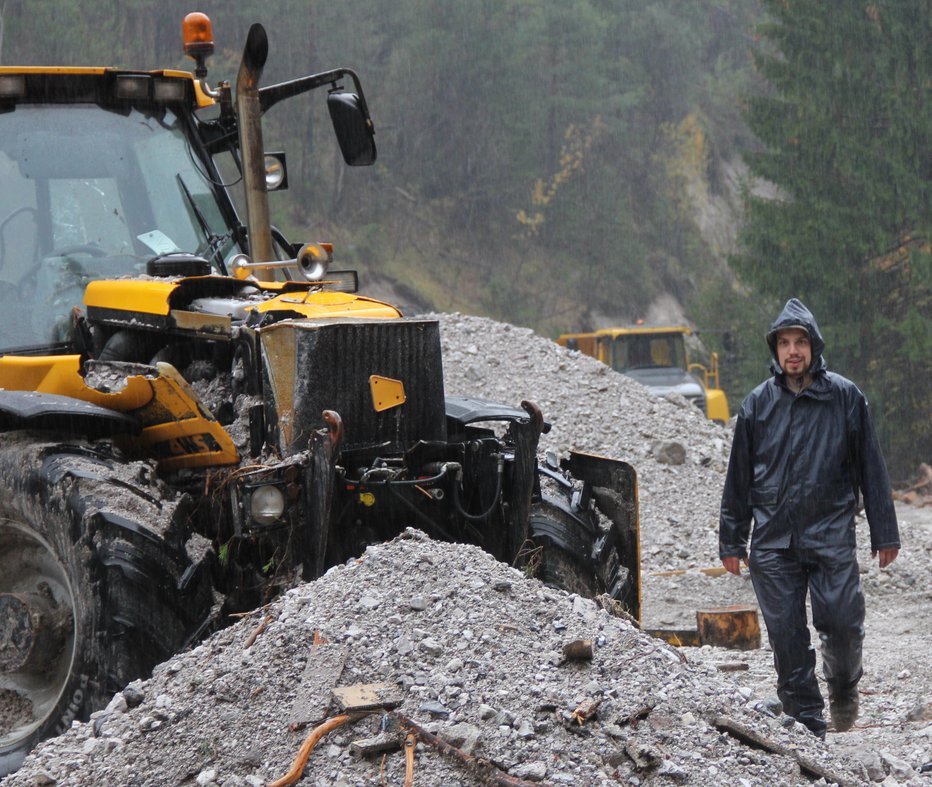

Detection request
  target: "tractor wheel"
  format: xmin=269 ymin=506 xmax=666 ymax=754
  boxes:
xmin=0 ymin=437 xmax=217 ymax=775
xmin=527 ymin=496 xmax=597 ymax=598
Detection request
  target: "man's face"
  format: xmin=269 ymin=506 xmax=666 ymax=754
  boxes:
xmin=775 ymin=328 xmax=812 ymax=376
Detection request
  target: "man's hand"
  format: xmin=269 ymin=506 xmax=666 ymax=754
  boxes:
xmin=872 ymin=547 xmax=899 ymax=569
xmin=721 ymin=556 xmax=748 ymax=576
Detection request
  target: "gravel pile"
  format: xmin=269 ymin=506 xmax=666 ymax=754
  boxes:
xmin=5 ymin=313 xmax=930 ymax=786
xmin=434 ymin=313 xmax=732 ymax=577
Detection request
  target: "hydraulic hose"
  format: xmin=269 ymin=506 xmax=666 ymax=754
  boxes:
xmin=367 ymin=463 xmax=484 ymax=544
xmin=451 ymin=455 xmax=504 ymax=522
xmin=356 ymin=462 xmax=459 ymax=541
xmin=360 ymin=461 xmax=456 ymax=487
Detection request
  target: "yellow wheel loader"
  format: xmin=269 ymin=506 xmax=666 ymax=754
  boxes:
xmin=0 ymin=14 xmax=639 ymax=773
xmin=557 ymin=326 xmax=730 ymax=423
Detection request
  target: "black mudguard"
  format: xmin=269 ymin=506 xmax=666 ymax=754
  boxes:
xmin=445 ymin=395 xmax=551 ymax=433
xmin=0 ymin=390 xmax=138 ymax=439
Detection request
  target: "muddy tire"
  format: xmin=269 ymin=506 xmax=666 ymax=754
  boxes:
xmin=0 ymin=436 xmax=216 ymax=775
xmin=527 ymin=496 xmax=597 ymax=597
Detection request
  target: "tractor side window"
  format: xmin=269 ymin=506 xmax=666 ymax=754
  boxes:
xmin=0 ymin=152 xmax=39 ymax=349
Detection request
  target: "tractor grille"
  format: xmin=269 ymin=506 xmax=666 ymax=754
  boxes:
xmin=261 ymin=318 xmax=446 ymax=454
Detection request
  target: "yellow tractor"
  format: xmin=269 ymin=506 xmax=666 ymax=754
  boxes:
xmin=0 ymin=14 xmax=639 ymax=772
xmin=557 ymin=326 xmax=730 ymax=423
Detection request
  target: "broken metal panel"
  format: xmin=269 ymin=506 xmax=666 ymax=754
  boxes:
xmin=121 ymin=362 xmax=239 ymax=470
xmin=259 ymin=320 xmax=299 ymax=451
xmin=0 ymin=354 xmax=153 ymax=409
xmin=169 ymin=309 xmax=232 ymax=336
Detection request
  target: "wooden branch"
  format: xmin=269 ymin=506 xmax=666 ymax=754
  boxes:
xmin=243 ymin=615 xmax=272 ymax=649
xmin=391 ymin=712 xmax=540 ymax=787
xmin=403 ymin=733 xmax=416 ymax=787
xmin=269 ymin=712 xmax=370 ymax=787
xmin=713 ymin=716 xmax=852 ymax=786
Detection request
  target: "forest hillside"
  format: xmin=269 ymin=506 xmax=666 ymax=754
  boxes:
xmin=3 ymin=1 xmax=928 ymax=479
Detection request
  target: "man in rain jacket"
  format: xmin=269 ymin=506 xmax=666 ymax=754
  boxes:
xmin=719 ymin=298 xmax=900 ymax=739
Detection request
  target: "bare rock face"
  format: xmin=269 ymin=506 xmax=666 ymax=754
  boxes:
xmin=6 ymin=312 xmax=931 ymax=786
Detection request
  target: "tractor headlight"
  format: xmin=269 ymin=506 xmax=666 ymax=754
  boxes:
xmin=250 ymin=485 xmax=285 ymax=526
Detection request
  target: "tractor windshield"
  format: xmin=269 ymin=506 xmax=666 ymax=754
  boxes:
xmin=0 ymin=103 xmax=240 ymax=353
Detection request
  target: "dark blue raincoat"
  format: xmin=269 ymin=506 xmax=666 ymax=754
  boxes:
xmin=720 ymin=298 xmax=900 ymax=558
xmin=719 ymin=298 xmax=899 ymax=737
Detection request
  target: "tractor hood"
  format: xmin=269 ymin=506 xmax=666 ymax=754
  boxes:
xmin=83 ymin=275 xmax=401 ymax=339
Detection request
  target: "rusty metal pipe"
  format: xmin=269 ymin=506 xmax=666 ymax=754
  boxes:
xmin=235 ymin=23 xmax=274 ymax=265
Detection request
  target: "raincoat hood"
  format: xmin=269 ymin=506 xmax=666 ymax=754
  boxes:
xmin=766 ymin=298 xmax=826 ymax=376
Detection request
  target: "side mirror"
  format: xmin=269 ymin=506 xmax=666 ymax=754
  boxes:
xmin=327 ymin=92 xmax=376 ymax=166
xmin=264 ymin=152 xmax=288 ymax=191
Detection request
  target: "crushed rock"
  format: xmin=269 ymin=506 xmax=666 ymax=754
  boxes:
xmin=5 ymin=312 xmax=930 ymax=786
xmin=1 ymin=531 xmax=869 ymax=787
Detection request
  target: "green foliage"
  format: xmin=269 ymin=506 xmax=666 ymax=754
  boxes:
xmin=0 ymin=1 xmax=758 ymax=319
xmin=9 ymin=1 xmax=924 ymax=473
xmin=734 ymin=0 xmax=932 ymax=478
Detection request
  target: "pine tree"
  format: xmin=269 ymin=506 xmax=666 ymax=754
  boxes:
xmin=733 ymin=0 xmax=932 ymax=478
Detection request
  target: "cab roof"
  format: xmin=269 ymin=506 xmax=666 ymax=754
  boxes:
xmin=0 ymin=67 xmax=214 ymax=108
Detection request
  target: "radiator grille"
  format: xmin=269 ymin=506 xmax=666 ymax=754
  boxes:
xmin=262 ymin=318 xmax=446 ymax=454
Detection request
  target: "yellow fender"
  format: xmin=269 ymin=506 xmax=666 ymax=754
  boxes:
xmin=0 ymin=354 xmax=239 ymax=470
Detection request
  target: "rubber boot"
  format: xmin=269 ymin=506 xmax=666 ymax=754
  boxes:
xmin=827 ymin=684 xmax=859 ymax=732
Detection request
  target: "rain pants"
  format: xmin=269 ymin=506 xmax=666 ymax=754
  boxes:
xmin=719 ymin=298 xmax=900 ymax=735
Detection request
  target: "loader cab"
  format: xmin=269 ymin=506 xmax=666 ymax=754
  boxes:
xmin=606 ymin=329 xmax=708 ymax=415
xmin=611 ymin=332 xmax=689 ymax=372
